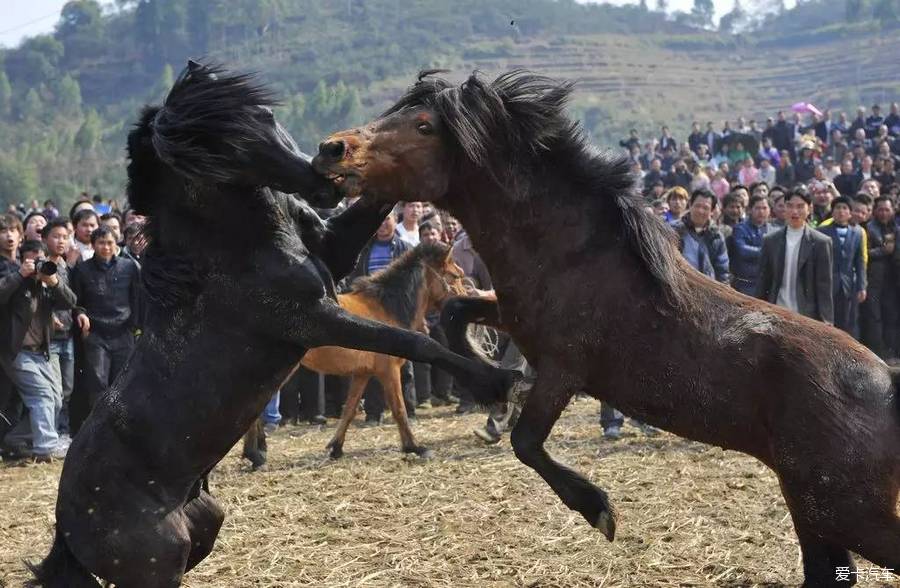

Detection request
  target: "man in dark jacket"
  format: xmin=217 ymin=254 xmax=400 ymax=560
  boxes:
xmin=70 ymin=226 xmax=141 ymax=410
xmin=818 ymin=197 xmax=867 ymax=336
xmin=756 ymin=189 xmax=834 ymax=324
xmin=730 ymin=196 xmax=772 ymax=295
xmin=861 ymin=197 xmax=900 ymax=358
xmin=673 ymin=189 xmax=730 ymax=284
xmin=0 ymin=235 xmax=77 ymax=462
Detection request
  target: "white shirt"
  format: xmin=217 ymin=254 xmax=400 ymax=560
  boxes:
xmin=75 ymin=239 xmax=94 ymax=261
xmin=395 ymin=222 xmax=419 ymax=247
xmin=777 ymin=226 xmax=804 ymax=313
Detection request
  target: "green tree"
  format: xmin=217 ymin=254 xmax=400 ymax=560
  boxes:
xmin=873 ymin=0 xmax=899 ymax=23
xmin=74 ymin=110 xmax=102 ymax=154
xmin=21 ymin=88 xmax=43 ymax=121
xmin=0 ymin=72 xmax=11 ymax=118
xmin=719 ymin=0 xmax=746 ymax=32
xmin=656 ymin=0 xmax=668 ymax=11
xmin=845 ymin=0 xmax=868 ymax=21
xmin=691 ymin=0 xmax=715 ymax=28
xmin=54 ymin=74 xmax=83 ymax=116
xmin=135 ymin=0 xmax=162 ymax=56
xmin=0 ymin=158 xmax=38 ymax=206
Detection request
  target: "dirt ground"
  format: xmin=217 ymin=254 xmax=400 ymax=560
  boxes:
xmin=0 ymin=399 xmax=894 ymax=587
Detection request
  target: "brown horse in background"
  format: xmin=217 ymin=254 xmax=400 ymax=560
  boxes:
xmin=313 ymin=70 xmax=900 ymax=586
xmin=243 ymin=242 xmax=465 ymax=466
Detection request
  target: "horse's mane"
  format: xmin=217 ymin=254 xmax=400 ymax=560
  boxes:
xmin=351 ymin=242 xmax=451 ymax=328
xmin=149 ymin=62 xmax=280 ymax=184
xmin=125 ymin=61 xmax=283 ymax=319
xmin=386 ymin=70 xmax=686 ymax=302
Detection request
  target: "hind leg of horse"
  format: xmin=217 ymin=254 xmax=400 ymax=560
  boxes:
xmin=183 ymin=486 xmax=225 ymax=573
xmin=377 ymin=368 xmax=430 ymax=458
xmin=508 ymin=361 xmax=615 ymax=540
xmin=326 ymin=375 xmax=369 ymax=459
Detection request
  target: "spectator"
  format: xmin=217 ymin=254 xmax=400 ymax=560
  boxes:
xmin=673 ymin=189 xmax=730 ymax=284
xmin=858 ymin=155 xmax=875 ymax=185
xmin=815 ymin=109 xmax=835 ymax=144
xmin=619 ymin=129 xmax=640 ymax=152
xmin=885 ymin=102 xmax=900 ymax=136
xmin=866 ymin=104 xmax=886 ymax=138
xmin=776 ymin=151 xmax=795 ymax=188
xmin=41 ymin=218 xmax=76 ymax=438
xmin=668 ymin=159 xmax=692 ymax=189
xmin=877 ymin=157 xmax=896 ymax=190
xmin=809 ymin=179 xmax=838 ymax=226
xmin=850 ymin=107 xmax=867 ymax=138
xmin=395 ymin=201 xmax=423 ymax=247
xmin=851 ymin=128 xmax=873 ymax=155
xmin=758 ymin=158 xmax=776 ymax=187
xmin=729 ymin=142 xmax=751 ymax=167
xmin=834 ymin=159 xmax=859 ymax=197
xmin=825 ymin=130 xmax=849 ymax=163
xmin=23 ymin=212 xmax=47 ymax=242
xmin=757 ymin=188 xmax=834 ymax=323
xmin=818 ymin=197 xmax=867 ymax=336
xmin=71 ymin=208 xmax=99 ymax=263
xmin=835 ymin=111 xmax=849 ymax=133
xmin=0 ymin=236 xmax=77 ymax=462
xmin=688 ymin=122 xmax=704 ymax=154
xmin=861 ymin=197 xmax=900 ymax=359
xmin=643 ymin=159 xmax=665 ymax=195
xmin=794 ymin=148 xmax=817 ymax=185
xmin=731 ymin=195 xmax=773 ymax=296
xmin=650 ymin=198 xmax=669 ymax=218
xmin=773 ymin=111 xmax=794 ymax=157
xmin=91 ymin=194 xmax=110 ymax=215
xmin=659 ymin=125 xmax=676 ymax=153
xmin=721 ymin=191 xmax=746 ymax=230
xmin=710 ymin=168 xmax=730 ymax=202
xmin=738 ymin=157 xmax=759 ymax=186
xmin=70 ymin=226 xmax=141 ymax=409
xmin=100 ymin=213 xmax=123 ymax=245
xmin=663 ymin=187 xmax=689 ymax=224
xmin=703 ymin=121 xmax=719 ymax=154
xmin=41 ymin=200 xmax=59 ymax=220
xmin=758 ymin=137 xmax=781 ymax=166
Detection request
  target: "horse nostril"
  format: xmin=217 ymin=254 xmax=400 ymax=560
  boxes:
xmin=319 ymin=140 xmax=346 ymax=160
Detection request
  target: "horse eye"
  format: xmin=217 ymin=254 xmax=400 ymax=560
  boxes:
xmin=416 ymin=121 xmax=433 ymax=135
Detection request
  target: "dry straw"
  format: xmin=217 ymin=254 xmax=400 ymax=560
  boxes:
xmin=0 ymin=400 xmax=889 ymax=587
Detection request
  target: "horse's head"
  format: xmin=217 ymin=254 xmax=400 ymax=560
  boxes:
xmin=134 ymin=60 xmax=338 ymax=209
xmin=419 ymin=241 xmax=466 ymax=313
xmin=313 ymin=69 xmax=574 ymax=204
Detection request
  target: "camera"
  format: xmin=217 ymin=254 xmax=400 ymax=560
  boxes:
xmin=34 ymin=260 xmax=57 ymax=277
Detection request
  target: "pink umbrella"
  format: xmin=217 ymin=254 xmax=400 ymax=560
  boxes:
xmin=792 ymin=102 xmax=823 ymax=117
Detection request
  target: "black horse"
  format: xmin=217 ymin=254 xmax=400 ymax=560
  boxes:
xmin=315 ymin=70 xmax=900 ymax=586
xmin=28 ymin=62 xmax=513 ymax=587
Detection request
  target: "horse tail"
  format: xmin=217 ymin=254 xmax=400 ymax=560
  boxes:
xmin=891 ymin=367 xmax=900 ymax=412
xmin=26 ymin=527 xmax=100 ymax=588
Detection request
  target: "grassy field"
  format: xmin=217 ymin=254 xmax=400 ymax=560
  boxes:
xmin=1 ymin=399 xmax=893 ymax=587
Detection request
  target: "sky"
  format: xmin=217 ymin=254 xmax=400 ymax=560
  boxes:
xmin=0 ymin=0 xmax=799 ymax=49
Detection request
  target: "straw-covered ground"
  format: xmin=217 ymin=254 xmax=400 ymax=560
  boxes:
xmin=0 ymin=399 xmax=893 ymax=587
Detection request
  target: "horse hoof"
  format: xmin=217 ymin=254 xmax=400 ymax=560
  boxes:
xmin=327 ymin=444 xmax=343 ymax=459
xmin=416 ymin=448 xmax=434 ymax=460
xmin=592 ymin=510 xmax=616 ymax=542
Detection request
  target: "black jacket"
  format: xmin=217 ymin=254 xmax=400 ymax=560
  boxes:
xmin=756 ymin=226 xmax=834 ymax=324
xmin=70 ymin=255 xmax=142 ymax=335
xmin=0 ymin=257 xmax=77 ymax=360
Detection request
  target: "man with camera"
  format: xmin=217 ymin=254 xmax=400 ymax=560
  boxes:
xmin=0 ymin=213 xmax=77 ymax=462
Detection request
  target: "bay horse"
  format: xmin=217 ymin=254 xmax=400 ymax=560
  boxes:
xmin=243 ymin=242 xmax=465 ymax=466
xmin=313 ymin=70 xmax=900 ymax=586
xmin=28 ymin=62 xmax=514 ymax=587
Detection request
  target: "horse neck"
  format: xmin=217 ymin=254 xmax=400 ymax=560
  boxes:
xmin=361 ymin=259 xmax=428 ymax=330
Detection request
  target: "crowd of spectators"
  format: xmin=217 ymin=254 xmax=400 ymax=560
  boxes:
xmin=640 ymin=102 xmax=900 ymax=361
xmin=0 ymin=196 xmax=145 ymax=462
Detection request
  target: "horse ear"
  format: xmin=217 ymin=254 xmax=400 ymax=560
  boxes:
xmin=187 ymin=59 xmax=203 ymax=72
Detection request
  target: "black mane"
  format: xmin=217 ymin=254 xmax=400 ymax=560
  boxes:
xmin=352 ymin=242 xmax=451 ymax=328
xmin=387 ymin=70 xmax=685 ymax=302
xmin=150 ymin=62 xmax=280 ymax=184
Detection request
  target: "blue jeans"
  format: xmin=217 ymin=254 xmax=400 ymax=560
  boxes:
xmin=6 ymin=351 xmax=61 ymax=454
xmin=263 ymin=391 xmax=281 ymax=425
xmin=49 ymin=338 xmax=74 ymax=435
xmin=599 ymin=404 xmax=624 ymax=430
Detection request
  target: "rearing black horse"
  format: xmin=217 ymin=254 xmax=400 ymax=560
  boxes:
xmin=28 ymin=61 xmax=512 ymax=587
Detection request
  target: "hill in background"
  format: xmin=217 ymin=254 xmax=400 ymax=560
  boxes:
xmin=1 ymin=0 xmax=898 ymax=209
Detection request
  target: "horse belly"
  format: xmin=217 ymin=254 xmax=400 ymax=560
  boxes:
xmin=302 ymin=346 xmax=373 ymax=375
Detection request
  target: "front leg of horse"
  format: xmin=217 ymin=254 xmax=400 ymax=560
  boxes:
xmin=509 ymin=362 xmax=616 ymax=541
xmin=297 ymin=302 xmax=517 ymax=406
xmin=182 ymin=481 xmax=225 ymax=572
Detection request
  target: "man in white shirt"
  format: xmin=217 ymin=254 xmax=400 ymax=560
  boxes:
xmin=756 ymin=189 xmax=834 ymax=324
xmin=395 ymin=201 xmax=422 ymax=247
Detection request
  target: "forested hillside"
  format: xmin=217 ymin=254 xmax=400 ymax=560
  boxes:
xmin=1 ymin=0 xmax=898 ymax=209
